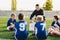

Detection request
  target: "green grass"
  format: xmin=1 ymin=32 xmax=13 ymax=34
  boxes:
xmin=0 ymin=17 xmax=60 ymax=40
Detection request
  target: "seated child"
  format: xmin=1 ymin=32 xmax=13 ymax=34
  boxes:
xmin=34 ymin=15 xmax=47 ymax=40
xmin=14 ymin=13 xmax=28 ymax=40
xmin=7 ymin=14 xmax=16 ymax=31
xmin=48 ymin=15 xmax=60 ymax=36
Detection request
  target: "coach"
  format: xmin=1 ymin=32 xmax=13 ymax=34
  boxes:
xmin=30 ymin=4 xmax=45 ymax=22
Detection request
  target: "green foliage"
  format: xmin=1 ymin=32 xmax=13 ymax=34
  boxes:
xmin=12 ymin=0 xmax=16 ymax=11
xmin=43 ymin=0 xmax=53 ymax=11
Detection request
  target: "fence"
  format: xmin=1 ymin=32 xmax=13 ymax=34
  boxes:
xmin=0 ymin=10 xmax=60 ymax=18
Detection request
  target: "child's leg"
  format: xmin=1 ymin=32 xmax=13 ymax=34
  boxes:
xmin=48 ymin=28 xmax=55 ymax=35
xmin=48 ymin=28 xmax=53 ymax=33
xmin=51 ymin=30 xmax=60 ymax=36
xmin=7 ymin=26 xmax=10 ymax=30
xmin=7 ymin=26 xmax=14 ymax=31
xmin=34 ymin=27 xmax=37 ymax=35
xmin=54 ymin=30 xmax=60 ymax=35
xmin=31 ymin=27 xmax=36 ymax=36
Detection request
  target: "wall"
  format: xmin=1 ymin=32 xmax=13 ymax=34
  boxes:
xmin=0 ymin=10 xmax=60 ymax=18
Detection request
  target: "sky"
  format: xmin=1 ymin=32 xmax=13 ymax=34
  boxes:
xmin=0 ymin=0 xmax=60 ymax=10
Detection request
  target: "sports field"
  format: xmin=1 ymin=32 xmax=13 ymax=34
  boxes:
xmin=0 ymin=17 xmax=60 ymax=40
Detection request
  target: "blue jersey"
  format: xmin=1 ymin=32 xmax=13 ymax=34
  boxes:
xmin=35 ymin=21 xmax=47 ymax=39
xmin=51 ymin=21 xmax=60 ymax=29
xmin=14 ymin=20 xmax=28 ymax=39
xmin=7 ymin=18 xmax=16 ymax=27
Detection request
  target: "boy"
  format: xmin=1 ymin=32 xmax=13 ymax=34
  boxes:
xmin=7 ymin=14 xmax=16 ymax=31
xmin=14 ymin=13 xmax=28 ymax=40
xmin=34 ymin=15 xmax=47 ymax=40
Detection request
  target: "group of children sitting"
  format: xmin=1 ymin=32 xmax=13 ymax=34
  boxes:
xmin=7 ymin=13 xmax=60 ymax=40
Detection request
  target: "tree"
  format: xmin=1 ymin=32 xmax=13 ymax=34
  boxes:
xmin=11 ymin=0 xmax=17 ymax=11
xmin=43 ymin=0 xmax=53 ymax=11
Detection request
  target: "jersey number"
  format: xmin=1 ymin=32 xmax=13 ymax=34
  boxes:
xmin=19 ymin=23 xmax=25 ymax=31
xmin=41 ymin=23 xmax=45 ymax=31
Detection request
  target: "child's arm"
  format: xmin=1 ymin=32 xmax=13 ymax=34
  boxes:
xmin=10 ymin=23 xmax=14 ymax=27
xmin=54 ymin=24 xmax=59 ymax=31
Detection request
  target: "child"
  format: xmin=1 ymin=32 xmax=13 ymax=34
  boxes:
xmin=48 ymin=15 xmax=60 ymax=36
xmin=34 ymin=15 xmax=47 ymax=40
xmin=51 ymin=15 xmax=59 ymax=29
xmin=7 ymin=14 xmax=16 ymax=31
xmin=14 ymin=13 xmax=28 ymax=40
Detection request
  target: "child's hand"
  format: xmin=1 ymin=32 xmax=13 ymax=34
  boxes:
xmin=10 ymin=23 xmax=13 ymax=25
xmin=10 ymin=24 xmax=14 ymax=28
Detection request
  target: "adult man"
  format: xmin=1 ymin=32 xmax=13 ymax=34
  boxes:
xmin=30 ymin=4 xmax=45 ymax=22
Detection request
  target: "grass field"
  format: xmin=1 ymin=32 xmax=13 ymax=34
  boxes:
xmin=0 ymin=17 xmax=60 ymax=40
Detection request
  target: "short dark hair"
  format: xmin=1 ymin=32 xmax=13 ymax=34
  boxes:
xmin=18 ymin=13 xmax=24 ymax=20
xmin=11 ymin=14 xmax=15 ymax=17
xmin=54 ymin=15 xmax=58 ymax=20
xmin=36 ymin=4 xmax=39 ymax=6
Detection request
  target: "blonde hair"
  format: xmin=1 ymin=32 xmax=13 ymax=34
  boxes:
xmin=36 ymin=15 xmax=43 ymax=21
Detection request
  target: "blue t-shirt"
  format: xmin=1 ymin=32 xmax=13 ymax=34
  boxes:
xmin=14 ymin=20 xmax=28 ymax=36
xmin=7 ymin=18 xmax=16 ymax=27
xmin=35 ymin=21 xmax=47 ymax=39
xmin=51 ymin=21 xmax=60 ymax=29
